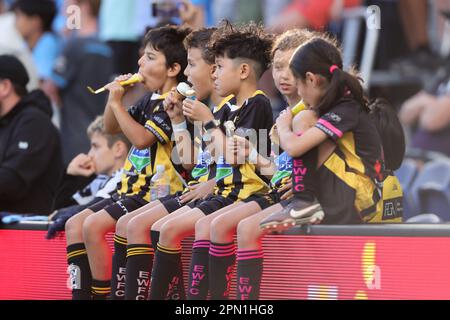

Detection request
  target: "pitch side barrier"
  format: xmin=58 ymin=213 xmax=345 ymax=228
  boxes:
xmin=1 ymin=222 xmax=450 ymax=300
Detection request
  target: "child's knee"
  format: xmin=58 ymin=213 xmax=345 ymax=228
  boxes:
xmin=115 ymin=215 xmax=130 ymax=236
xmin=210 ymin=215 xmax=233 ymax=242
xmin=127 ymin=215 xmax=149 ymax=240
xmin=237 ymin=218 xmax=262 ymax=247
xmin=65 ymin=209 xmax=91 ymax=239
xmin=82 ymin=212 xmax=110 ymax=243
xmin=195 ymin=216 xmax=212 ymax=239
xmin=292 ymin=110 xmax=318 ymax=134
xmin=159 ymin=219 xmax=181 ymax=242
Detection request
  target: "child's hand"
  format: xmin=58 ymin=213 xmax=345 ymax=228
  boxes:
xmin=164 ymin=88 xmax=185 ymax=123
xmin=105 ymin=74 xmax=133 ymax=108
xmin=278 ymin=178 xmax=293 ymax=200
xmin=179 ymin=180 xmax=215 ymax=203
xmin=67 ymin=153 xmax=96 ymax=177
xmin=276 ymin=108 xmax=293 ymax=132
xmin=182 ymin=99 xmax=214 ymax=122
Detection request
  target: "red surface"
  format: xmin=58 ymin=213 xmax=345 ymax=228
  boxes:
xmin=1 ymin=230 xmax=450 ymax=300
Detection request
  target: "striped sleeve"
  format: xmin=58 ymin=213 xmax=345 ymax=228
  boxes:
xmin=144 ymin=108 xmax=172 ymax=144
xmin=315 ymin=101 xmax=359 ymax=141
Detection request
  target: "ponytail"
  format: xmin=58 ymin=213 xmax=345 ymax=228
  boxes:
xmin=368 ymin=98 xmax=405 ymax=171
xmin=290 ymin=38 xmax=367 ymax=116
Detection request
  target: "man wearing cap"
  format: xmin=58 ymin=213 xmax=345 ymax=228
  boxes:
xmin=0 ymin=54 xmax=63 ymax=214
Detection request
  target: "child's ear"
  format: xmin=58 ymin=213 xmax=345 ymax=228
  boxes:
xmin=239 ymin=63 xmax=251 ymax=80
xmin=167 ymin=62 xmax=182 ymax=79
xmin=113 ymin=141 xmax=127 ymax=159
xmin=209 ymin=64 xmax=217 ymax=80
xmin=306 ymin=72 xmax=323 ymax=88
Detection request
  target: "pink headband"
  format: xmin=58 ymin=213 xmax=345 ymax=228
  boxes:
xmin=329 ymin=65 xmax=339 ymax=74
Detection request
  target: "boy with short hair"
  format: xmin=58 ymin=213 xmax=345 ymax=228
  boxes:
xmin=64 ymin=25 xmax=191 ymax=300
xmin=47 ymin=116 xmax=131 ymax=239
xmin=148 ymin=22 xmax=274 ymax=300
xmin=108 ymin=27 xmax=235 ymax=300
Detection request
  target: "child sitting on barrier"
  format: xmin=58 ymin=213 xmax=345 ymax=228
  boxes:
xmin=237 ymin=36 xmax=406 ymax=300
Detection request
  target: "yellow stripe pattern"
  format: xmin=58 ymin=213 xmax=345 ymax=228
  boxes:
xmin=126 ymin=246 xmax=155 ymax=258
xmin=66 ymin=249 xmax=87 ymax=260
xmin=156 ymin=243 xmax=181 ymax=255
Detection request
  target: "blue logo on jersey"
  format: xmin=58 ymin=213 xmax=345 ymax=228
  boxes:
xmin=128 ymin=147 xmax=151 ymax=172
xmin=270 ymin=152 xmax=292 ymax=186
xmin=191 ymin=148 xmax=212 ymax=180
xmin=215 ymin=155 xmax=233 ymax=182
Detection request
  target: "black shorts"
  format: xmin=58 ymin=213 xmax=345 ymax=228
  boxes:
xmin=158 ymin=192 xmax=184 ymax=214
xmin=88 ymin=193 xmax=148 ymax=221
xmin=186 ymin=194 xmax=234 ymax=215
xmin=243 ymin=188 xmax=289 ymax=210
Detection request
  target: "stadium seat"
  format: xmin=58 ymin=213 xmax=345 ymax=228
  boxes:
xmin=394 ymin=158 xmax=419 ymax=219
xmin=408 ymin=159 xmax=450 ymax=221
xmin=405 ymin=213 xmax=442 ymax=224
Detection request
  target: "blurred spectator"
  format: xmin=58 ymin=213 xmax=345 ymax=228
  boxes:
xmin=179 ymin=0 xmax=211 ymax=28
xmin=269 ymin=0 xmax=361 ymax=33
xmin=12 ymin=0 xmax=62 ymax=83
xmin=399 ymin=63 xmax=450 ymax=157
xmin=0 ymin=7 xmax=39 ymax=90
xmin=46 ymin=116 xmax=130 ymax=238
xmin=53 ymin=115 xmax=130 ymax=210
xmin=0 ymin=55 xmax=63 ymax=214
xmin=99 ymin=0 xmax=142 ymax=75
xmin=263 ymin=0 xmax=291 ymax=26
xmin=391 ymin=0 xmax=443 ymax=73
xmin=48 ymin=0 xmax=114 ymax=165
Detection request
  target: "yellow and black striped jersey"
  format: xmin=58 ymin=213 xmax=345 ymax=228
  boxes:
xmin=268 ymin=151 xmax=292 ymax=192
xmin=117 ymin=92 xmax=187 ymax=202
xmin=189 ymin=95 xmax=235 ymax=187
xmin=214 ymin=90 xmax=273 ymax=201
xmin=315 ymin=97 xmax=402 ymax=223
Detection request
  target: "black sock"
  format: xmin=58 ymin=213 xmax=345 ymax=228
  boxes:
xmin=292 ymin=147 xmax=318 ymax=202
xmin=187 ymin=240 xmax=210 ymax=300
xmin=209 ymin=242 xmax=236 ymax=300
xmin=67 ymin=243 xmax=92 ymax=300
xmin=91 ymin=279 xmax=111 ymax=300
xmin=125 ymin=244 xmax=154 ymax=300
xmin=110 ymin=235 xmax=127 ymax=300
xmin=236 ymin=249 xmax=264 ymax=300
xmin=150 ymin=243 xmax=185 ymax=300
xmin=151 ymin=230 xmax=160 ymax=251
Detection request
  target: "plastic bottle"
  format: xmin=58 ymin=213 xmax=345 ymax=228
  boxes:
xmin=150 ymin=165 xmax=170 ymax=200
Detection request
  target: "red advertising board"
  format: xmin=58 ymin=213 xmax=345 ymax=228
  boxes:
xmin=1 ymin=228 xmax=450 ymax=299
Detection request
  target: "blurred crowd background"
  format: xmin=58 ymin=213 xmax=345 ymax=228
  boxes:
xmin=1 ymin=0 xmax=450 ymax=221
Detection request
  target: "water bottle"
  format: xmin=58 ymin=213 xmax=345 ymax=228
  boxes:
xmin=150 ymin=165 xmax=170 ymax=200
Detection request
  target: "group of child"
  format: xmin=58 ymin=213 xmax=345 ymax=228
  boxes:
xmin=64 ymin=21 xmax=405 ymax=301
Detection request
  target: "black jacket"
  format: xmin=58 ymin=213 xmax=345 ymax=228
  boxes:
xmin=0 ymin=90 xmax=63 ymax=214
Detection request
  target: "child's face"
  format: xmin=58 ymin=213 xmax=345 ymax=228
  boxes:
xmin=213 ymin=55 xmax=241 ymax=97
xmin=87 ymin=132 xmax=116 ymax=175
xmin=296 ymin=73 xmax=323 ymax=109
xmin=14 ymin=10 xmax=39 ymax=39
xmin=272 ymin=49 xmax=298 ymax=99
xmin=138 ymin=45 xmax=170 ymax=92
xmin=185 ymin=48 xmax=214 ymax=101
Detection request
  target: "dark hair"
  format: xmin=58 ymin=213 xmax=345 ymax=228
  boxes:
xmin=144 ymin=25 xmax=191 ymax=83
xmin=0 ymin=78 xmax=27 ymax=97
xmin=210 ymin=21 xmax=274 ymax=79
xmin=290 ymin=37 xmax=404 ymax=171
xmin=289 ymin=37 xmax=367 ymax=116
xmin=184 ymin=27 xmax=217 ymax=65
xmin=368 ymin=98 xmax=405 ymax=171
xmin=12 ymin=0 xmax=56 ymax=32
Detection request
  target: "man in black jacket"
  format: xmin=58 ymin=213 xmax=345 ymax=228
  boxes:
xmin=0 ymin=54 xmax=63 ymax=214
